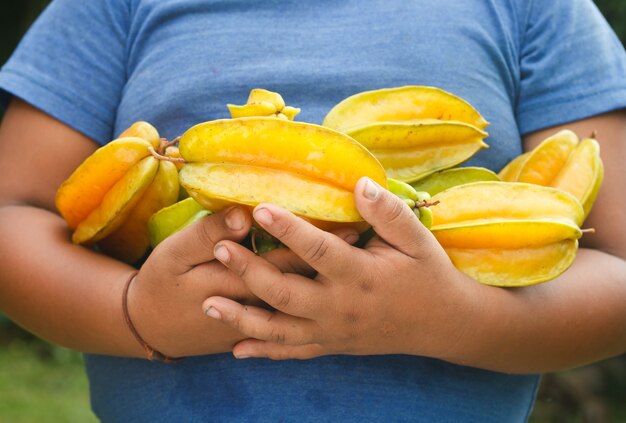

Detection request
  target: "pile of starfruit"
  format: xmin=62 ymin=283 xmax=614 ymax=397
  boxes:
xmin=56 ymin=86 xmax=603 ymax=288
xmin=56 ymin=122 xmax=182 ymax=264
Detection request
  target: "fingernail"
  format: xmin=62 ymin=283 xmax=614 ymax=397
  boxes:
xmin=225 ymin=207 xmax=245 ymax=231
xmin=204 ymin=306 xmax=222 ymax=320
xmin=214 ymin=244 xmax=231 ymax=263
xmin=254 ymin=207 xmax=273 ymax=226
xmin=363 ymin=178 xmax=381 ymax=201
xmin=234 ymin=353 xmax=250 ymax=359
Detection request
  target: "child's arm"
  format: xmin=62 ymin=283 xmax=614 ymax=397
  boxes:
xmin=0 ymin=98 xmax=309 ymax=359
xmin=200 ymin=110 xmax=626 ymax=373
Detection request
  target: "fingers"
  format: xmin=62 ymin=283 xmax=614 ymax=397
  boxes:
xmin=261 ymin=225 xmax=362 ymax=278
xmin=355 ymin=177 xmax=433 ymax=259
xmin=202 ymin=296 xmax=319 ymax=346
xmin=213 ymin=240 xmax=322 ymax=318
xmin=157 ymin=206 xmax=252 ymax=272
xmin=233 ymin=339 xmax=325 ymax=360
xmin=261 ymin=247 xmax=315 ymax=278
xmin=251 ymin=204 xmax=361 ymax=279
xmin=185 ymin=261 xmax=260 ymax=304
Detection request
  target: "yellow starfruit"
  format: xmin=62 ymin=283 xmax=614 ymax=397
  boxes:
xmin=323 ymin=85 xmax=489 ymax=132
xmin=430 ymin=181 xmax=584 ymax=286
xmin=178 ymin=117 xmax=387 ymax=224
xmin=227 ymin=88 xmax=301 ymax=121
xmin=507 ymin=130 xmax=604 ymax=219
xmin=55 ymin=122 xmax=180 ymax=263
xmin=343 ymin=120 xmax=488 ymax=182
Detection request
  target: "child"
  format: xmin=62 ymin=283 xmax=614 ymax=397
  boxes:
xmin=1 ymin=0 xmax=625 ymax=421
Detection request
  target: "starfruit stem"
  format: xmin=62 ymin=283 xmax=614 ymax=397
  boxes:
xmin=148 ymin=146 xmax=186 ymax=164
xmin=157 ymin=137 xmax=181 ymax=155
xmin=415 ymin=200 xmax=440 ymax=208
xmin=590 ymin=130 xmax=598 ymax=139
xmin=251 ymin=230 xmax=259 ymax=254
xmin=581 ymin=228 xmax=596 ymax=234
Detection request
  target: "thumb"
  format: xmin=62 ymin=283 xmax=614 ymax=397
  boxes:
xmin=354 ymin=177 xmax=434 ymax=258
xmin=156 ymin=206 xmax=252 ymax=272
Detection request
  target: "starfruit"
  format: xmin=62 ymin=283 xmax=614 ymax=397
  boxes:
xmin=55 ymin=122 xmax=180 ymax=263
xmin=387 ymin=178 xmax=435 ymax=228
xmin=550 ymin=138 xmax=603 ymax=218
xmin=323 ymin=85 xmax=489 ymax=132
xmin=344 ymin=120 xmax=488 ymax=182
xmin=178 ymin=117 xmax=388 ymax=225
xmin=515 ymin=130 xmax=579 ymax=185
xmin=323 ymin=86 xmax=490 ymax=183
xmin=148 ymin=197 xmax=211 ymax=247
xmin=227 ymin=88 xmax=301 ymax=121
xmin=410 ymin=166 xmax=499 ymax=196
xmin=504 ymin=130 xmax=604 ymax=219
xmin=430 ymin=181 xmax=584 ymax=287
xmin=498 ymin=152 xmax=530 ymax=182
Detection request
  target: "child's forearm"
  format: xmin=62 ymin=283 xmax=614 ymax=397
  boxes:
xmin=446 ymin=248 xmax=626 ymax=374
xmin=0 ymin=204 xmax=248 ymax=358
xmin=0 ymin=204 xmax=147 ymax=356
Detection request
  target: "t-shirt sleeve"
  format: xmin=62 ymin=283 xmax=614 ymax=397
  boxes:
xmin=516 ymin=0 xmax=626 ymax=135
xmin=0 ymin=0 xmax=130 ymax=145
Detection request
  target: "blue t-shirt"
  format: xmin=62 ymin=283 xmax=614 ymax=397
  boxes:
xmin=2 ymin=0 xmax=626 ymax=422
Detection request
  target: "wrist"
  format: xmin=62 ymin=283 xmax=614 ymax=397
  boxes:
xmin=122 ymin=271 xmax=182 ymax=362
xmin=429 ymin=270 xmax=498 ymax=367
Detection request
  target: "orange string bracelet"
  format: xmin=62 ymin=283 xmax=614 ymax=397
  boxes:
xmin=122 ymin=271 xmax=182 ymax=363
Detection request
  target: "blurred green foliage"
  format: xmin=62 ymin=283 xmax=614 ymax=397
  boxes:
xmin=0 ymin=1 xmax=50 ymax=64
xmin=595 ymin=0 xmax=626 ymax=44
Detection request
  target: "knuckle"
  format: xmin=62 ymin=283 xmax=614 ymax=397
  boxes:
xmin=273 ymin=218 xmax=296 ymax=240
xmin=303 ymin=237 xmax=330 ymax=263
xmin=195 ymin=219 xmax=220 ymax=250
xmin=155 ymin=236 xmax=190 ymax=269
xmin=226 ymin=309 xmax=244 ymax=332
xmin=385 ymin=197 xmax=408 ymax=225
xmin=236 ymin=260 xmax=250 ymax=279
xmin=268 ymin=327 xmax=286 ymax=344
xmin=268 ymin=284 xmax=291 ymax=309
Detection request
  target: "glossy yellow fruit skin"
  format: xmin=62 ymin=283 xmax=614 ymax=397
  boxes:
xmin=98 ymin=161 xmax=179 ymax=263
xmin=345 ymin=120 xmax=488 ymax=183
xmin=323 ymin=85 xmax=489 ymax=132
xmin=118 ymin=121 xmax=161 ymax=148
xmin=430 ymin=181 xmax=584 ymax=286
xmin=56 ymin=122 xmax=181 ymax=263
xmin=516 ymin=130 xmax=579 ymax=185
xmin=56 ymin=137 xmax=153 ymax=229
xmin=148 ymin=197 xmax=211 ymax=248
xmin=432 ymin=220 xmax=581 ymax=249
xmin=72 ymin=156 xmax=159 ymax=244
xmin=503 ymin=130 xmax=604 ymax=219
xmin=181 ymin=163 xmax=363 ymax=222
xmin=227 ymin=88 xmax=301 ymax=120
xmin=445 ymin=240 xmax=579 ymax=288
xmin=550 ymin=138 xmax=603 ymax=218
xmin=431 ymin=181 xmax=584 ymax=227
xmin=178 ymin=117 xmax=387 ymax=223
xmin=498 ymin=152 xmax=529 ymax=182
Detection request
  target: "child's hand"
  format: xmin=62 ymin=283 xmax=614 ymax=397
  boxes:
xmin=201 ymin=177 xmax=485 ymax=362
xmin=126 ymin=206 xmax=314 ymax=358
